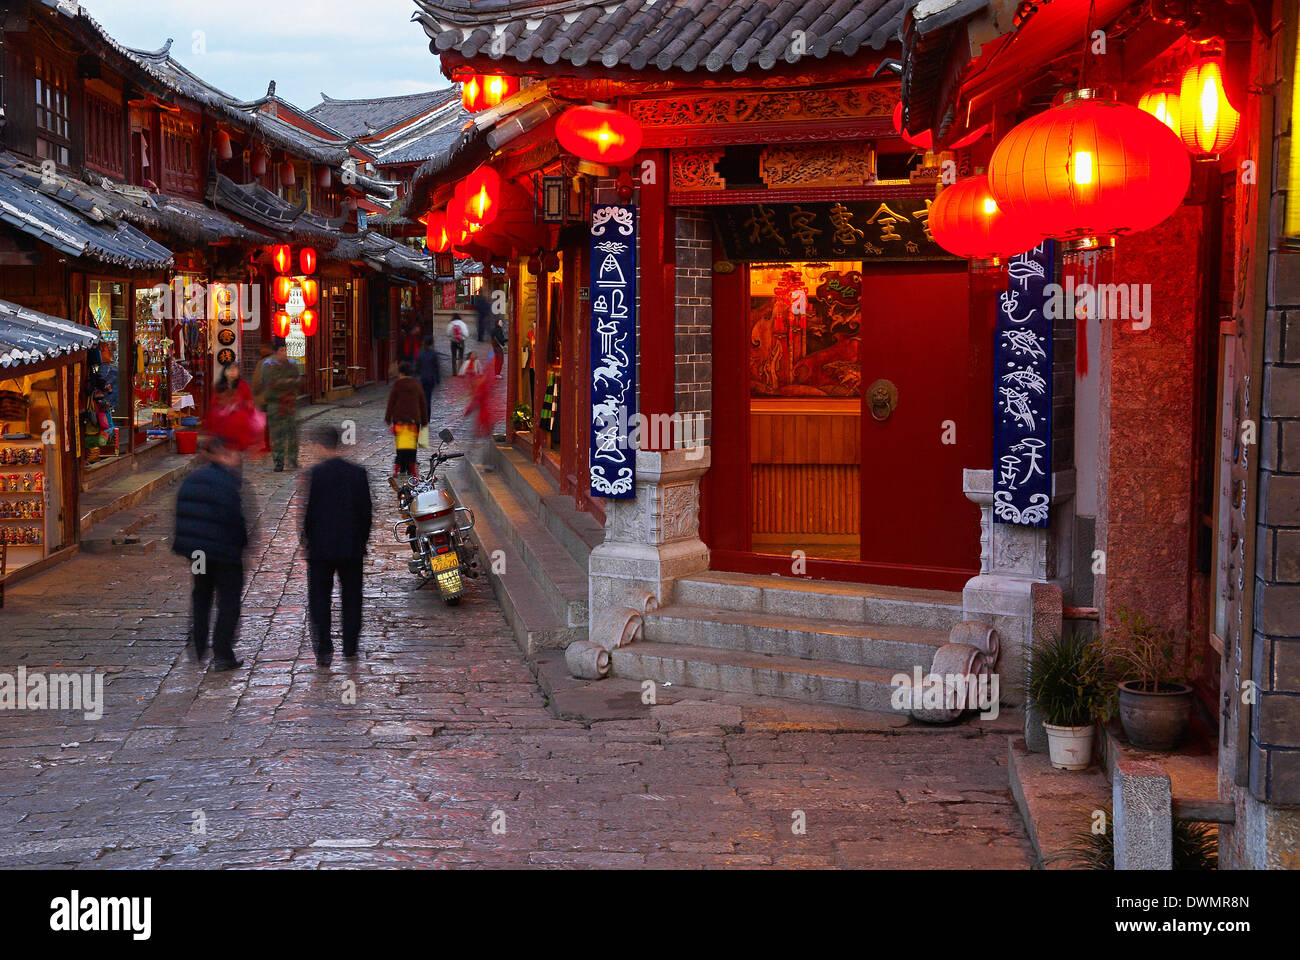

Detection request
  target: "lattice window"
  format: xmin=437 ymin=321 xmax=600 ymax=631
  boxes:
xmin=85 ymin=94 xmax=125 ymax=177
xmin=160 ymin=116 xmax=199 ymax=195
xmin=34 ymin=55 xmax=71 ymax=166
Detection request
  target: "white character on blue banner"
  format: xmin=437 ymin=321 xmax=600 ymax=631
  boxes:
xmin=590 ymin=205 xmax=636 ymax=498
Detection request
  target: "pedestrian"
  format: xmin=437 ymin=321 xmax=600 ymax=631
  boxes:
xmin=206 ymin=362 xmax=263 ymax=452
xmin=416 ymin=334 xmax=440 ymax=414
xmin=490 ymin=317 xmax=506 ymax=379
xmin=385 ymin=360 xmax=428 ymax=478
xmin=458 ymin=350 xmax=479 ymax=378
xmin=473 ymin=295 xmax=491 ymax=342
xmin=172 ymin=436 xmax=249 ymax=671
xmin=259 ymin=337 xmax=302 ymax=472
xmin=301 ymin=423 xmax=372 ymax=666
xmin=447 ymin=314 xmax=468 ymax=375
xmin=463 ymin=364 xmax=497 ymax=440
xmin=250 ymin=341 xmax=275 ymax=453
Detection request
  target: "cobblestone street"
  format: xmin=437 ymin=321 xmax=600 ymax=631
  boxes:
xmin=0 ymin=378 xmax=1034 ymax=869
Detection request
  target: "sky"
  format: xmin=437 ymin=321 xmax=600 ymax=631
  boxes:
xmin=79 ymin=0 xmax=451 ymax=109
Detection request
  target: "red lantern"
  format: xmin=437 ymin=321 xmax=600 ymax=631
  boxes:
xmin=316 ymin=165 xmax=332 ymax=189
xmin=1178 ymin=55 xmax=1240 ymax=156
xmin=987 ymin=91 xmax=1190 ymax=246
xmin=930 ymin=175 xmax=1046 ymax=262
xmin=271 ymin=244 xmax=292 ymax=274
xmin=460 ymin=166 xmax=500 ymax=228
xmin=272 ymin=310 xmax=291 ymax=338
xmin=445 ymin=192 xmax=472 ymax=248
xmin=250 ymin=148 xmax=267 ymax=178
xmin=1138 ymin=87 xmax=1181 ymax=136
xmin=272 ymin=275 xmax=294 ymax=305
xmin=299 ymin=247 xmax=317 ymax=275
xmin=462 ymin=74 xmax=518 ymax=112
xmin=300 ymin=277 xmax=319 ymax=307
xmin=280 ymin=161 xmax=296 ymax=187
xmin=425 ymin=209 xmax=451 ymax=253
xmin=215 ymin=129 xmax=233 ymax=161
xmin=299 ymin=308 xmax=318 ymax=337
xmin=556 ymin=105 xmax=642 ymax=165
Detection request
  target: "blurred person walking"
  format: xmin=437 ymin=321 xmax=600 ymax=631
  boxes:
xmin=416 ymin=334 xmax=441 ymax=413
xmin=447 ymin=314 xmax=468 ymax=375
xmin=258 ymin=337 xmax=302 ymax=472
xmin=385 ymin=360 xmax=429 ymax=478
xmin=172 ymin=436 xmax=249 ymax=671
xmin=301 ymin=424 xmax=373 ymax=666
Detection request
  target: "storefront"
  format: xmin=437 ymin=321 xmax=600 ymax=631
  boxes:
xmin=0 ymin=300 xmax=99 ymax=582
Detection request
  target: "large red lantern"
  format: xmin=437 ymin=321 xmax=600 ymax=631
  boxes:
xmin=272 ymin=275 xmax=294 ymax=305
xmin=445 ymin=192 xmax=472 ymax=249
xmin=556 ymin=105 xmax=642 ymax=165
xmin=272 ymin=310 xmax=291 ymax=338
xmin=987 ymin=91 xmax=1190 ymax=247
xmin=930 ymin=175 xmax=1046 ymax=262
xmin=1178 ymin=55 xmax=1240 ymax=157
xmin=299 ymin=308 xmax=318 ymax=337
xmin=271 ymin=244 xmax=292 ymax=274
xmin=215 ymin=129 xmax=233 ymax=161
xmin=300 ymin=277 xmax=319 ymax=307
xmin=460 ymin=166 xmax=500 ymax=228
xmin=250 ymin=148 xmax=268 ymax=178
xmin=280 ymin=161 xmax=296 ymax=187
xmin=462 ymin=74 xmax=518 ymax=112
xmin=299 ymin=247 xmax=317 ymax=275
xmin=425 ymin=209 xmax=451 ymax=253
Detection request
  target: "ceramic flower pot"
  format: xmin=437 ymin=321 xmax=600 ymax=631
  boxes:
xmin=1043 ymin=722 xmax=1095 ymax=771
xmin=1118 ymin=680 xmax=1193 ymax=751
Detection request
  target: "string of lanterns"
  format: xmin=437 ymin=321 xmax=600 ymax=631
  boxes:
xmin=931 ymin=47 xmax=1239 ymax=261
xmin=269 ymin=245 xmax=319 ymax=338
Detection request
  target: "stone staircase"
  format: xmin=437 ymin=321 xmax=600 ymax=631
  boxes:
xmin=611 ymin=571 xmax=968 ymax=713
xmin=445 ymin=442 xmax=602 ymax=653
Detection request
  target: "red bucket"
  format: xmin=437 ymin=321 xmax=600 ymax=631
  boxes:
xmin=175 ymin=430 xmax=198 ymax=454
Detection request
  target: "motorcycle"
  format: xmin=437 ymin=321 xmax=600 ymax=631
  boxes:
xmin=389 ymin=428 xmax=479 ymax=604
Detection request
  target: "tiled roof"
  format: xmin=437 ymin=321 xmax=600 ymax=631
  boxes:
xmin=0 ymin=155 xmax=174 ymax=271
xmin=0 ymin=298 xmax=100 ymax=370
xmin=307 ymin=90 xmax=459 ymax=138
xmin=366 ymin=99 xmax=472 ymax=166
xmin=411 ymin=0 xmax=907 ymax=73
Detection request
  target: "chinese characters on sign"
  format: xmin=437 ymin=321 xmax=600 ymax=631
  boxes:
xmin=589 ymin=204 xmax=637 ymax=499
xmin=713 ymin=199 xmax=953 ymax=261
xmin=994 ymin=240 xmax=1055 ymax=527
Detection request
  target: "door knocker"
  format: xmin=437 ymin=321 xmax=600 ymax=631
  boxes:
xmin=867 ymin=379 xmax=898 ymax=422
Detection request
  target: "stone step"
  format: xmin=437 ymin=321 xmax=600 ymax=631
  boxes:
xmin=610 ymin=642 xmax=907 ymax=713
xmin=446 ymin=457 xmax=587 ymax=630
xmin=643 ymin=603 xmax=946 ymax=670
xmin=443 ymin=460 xmax=585 ymax=654
xmin=488 ymin=443 xmax=603 ymax=569
xmin=672 ymin=570 xmax=965 ymax=631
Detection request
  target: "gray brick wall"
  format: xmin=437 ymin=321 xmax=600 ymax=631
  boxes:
xmin=675 ymin=208 xmax=712 ymax=446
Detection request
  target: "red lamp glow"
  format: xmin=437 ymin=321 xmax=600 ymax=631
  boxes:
xmin=272 ymin=275 xmax=294 ymax=305
xmin=930 ymin=175 xmax=1046 ymax=262
xmin=556 ymin=105 xmax=642 ymax=165
xmin=425 ymin=209 xmax=451 ymax=253
xmin=300 ymin=278 xmax=319 ymax=307
xmin=987 ymin=91 xmax=1190 ymax=246
xmin=1178 ymin=55 xmax=1240 ymax=156
xmin=460 ymin=166 xmax=500 ymax=228
xmin=272 ymin=310 xmax=291 ymax=338
xmin=299 ymin=308 xmax=318 ymax=337
xmin=299 ymin=247 xmax=317 ymax=275
xmin=271 ymin=245 xmax=292 ymax=274
xmin=462 ymin=74 xmax=518 ymax=112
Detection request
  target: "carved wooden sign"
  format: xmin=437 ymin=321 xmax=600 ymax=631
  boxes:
xmin=712 ymin=199 xmax=954 ymax=262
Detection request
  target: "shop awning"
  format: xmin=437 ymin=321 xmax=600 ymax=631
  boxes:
xmin=0 ymin=155 xmax=174 ymax=271
xmin=0 ymin=299 xmax=100 ymax=370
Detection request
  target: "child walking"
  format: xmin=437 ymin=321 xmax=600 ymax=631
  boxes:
xmin=384 ymin=361 xmax=429 ymax=478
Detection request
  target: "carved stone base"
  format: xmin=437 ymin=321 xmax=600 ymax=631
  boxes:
xmin=589 ymin=448 xmax=711 ymax=627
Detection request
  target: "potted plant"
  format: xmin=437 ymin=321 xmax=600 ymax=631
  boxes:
xmin=512 ymin=402 xmax=533 ymax=430
xmin=1027 ymin=632 xmax=1111 ymax=770
xmin=1102 ymin=609 xmax=1199 ymax=752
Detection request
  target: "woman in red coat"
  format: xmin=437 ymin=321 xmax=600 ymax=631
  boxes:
xmin=206 ymin=363 xmax=263 ymax=453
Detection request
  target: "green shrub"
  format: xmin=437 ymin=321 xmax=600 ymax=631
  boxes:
xmin=1055 ymin=807 xmax=1217 ymax=870
xmin=1027 ymin=632 xmax=1112 ymax=728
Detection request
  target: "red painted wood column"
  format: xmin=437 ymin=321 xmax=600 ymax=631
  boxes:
xmin=637 ymin=149 xmax=675 ymax=449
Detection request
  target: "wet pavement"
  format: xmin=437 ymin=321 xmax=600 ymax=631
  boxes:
xmin=0 ymin=375 xmax=1035 ymax=868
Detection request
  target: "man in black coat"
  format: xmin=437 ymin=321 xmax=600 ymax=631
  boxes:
xmin=172 ymin=437 xmax=248 ymax=670
xmin=301 ymin=423 xmax=373 ymax=666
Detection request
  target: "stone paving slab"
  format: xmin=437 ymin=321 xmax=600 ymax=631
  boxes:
xmin=0 ymin=382 xmax=1034 ymax=869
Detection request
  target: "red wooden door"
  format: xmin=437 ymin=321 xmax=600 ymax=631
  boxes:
xmin=858 ymin=263 xmax=980 ymax=585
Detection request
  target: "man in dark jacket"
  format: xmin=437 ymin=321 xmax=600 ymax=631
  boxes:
xmin=415 ymin=335 xmax=440 ymax=417
xmin=173 ymin=437 xmax=248 ymax=670
xmin=302 ymin=424 xmax=373 ymax=666
xmin=384 ymin=361 xmax=429 ymax=478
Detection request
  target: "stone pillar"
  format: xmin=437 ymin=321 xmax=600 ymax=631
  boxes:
xmin=962 ymin=467 xmax=1073 ymax=738
xmin=588 ymin=448 xmax=711 ymax=618
xmin=1113 ymin=759 xmax=1173 ymax=870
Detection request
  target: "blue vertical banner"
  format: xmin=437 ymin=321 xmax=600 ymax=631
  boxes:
xmin=993 ymin=240 xmax=1054 ymax=527
xmin=589 ymin=203 xmax=637 ymax=499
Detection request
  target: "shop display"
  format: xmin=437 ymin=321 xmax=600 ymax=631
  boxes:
xmin=0 ymin=438 xmax=47 ymax=550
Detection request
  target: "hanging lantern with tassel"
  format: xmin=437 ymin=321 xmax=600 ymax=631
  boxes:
xmin=215 ymin=129 xmax=233 ymax=161
xmin=1138 ymin=87 xmax=1181 ymax=136
xmin=556 ymin=105 xmax=643 ymax=165
xmin=271 ymin=244 xmax=292 ymax=274
xmin=280 ymin=161 xmax=296 ymax=187
xmin=299 ymin=247 xmax=317 ymax=275
xmin=930 ymin=175 xmax=1046 ymax=264
xmin=299 ymin=308 xmax=318 ymax=337
xmin=300 ymin=277 xmax=319 ymax=307
xmin=460 ymin=166 xmax=501 ymax=228
xmin=1178 ymin=53 xmax=1240 ymax=157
